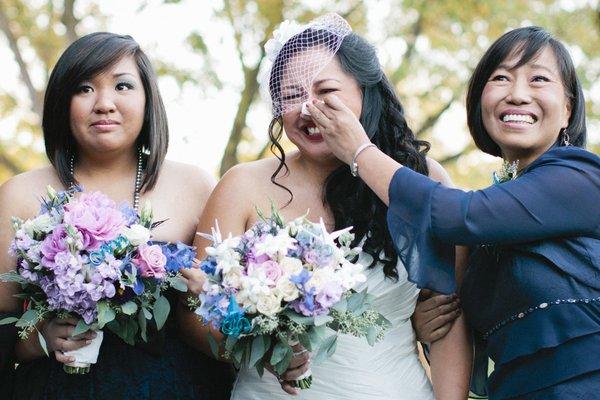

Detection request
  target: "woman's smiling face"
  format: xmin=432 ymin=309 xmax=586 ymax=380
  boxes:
xmin=481 ymin=45 xmax=571 ymax=162
xmin=280 ymin=50 xmax=362 ymax=161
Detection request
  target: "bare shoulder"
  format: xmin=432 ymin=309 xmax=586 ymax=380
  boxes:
xmin=217 ymin=157 xmax=280 ymax=196
xmin=0 ymin=166 xmax=60 ymax=219
xmin=426 ymin=157 xmax=454 ymax=187
xmin=160 ymin=160 xmax=216 ymax=201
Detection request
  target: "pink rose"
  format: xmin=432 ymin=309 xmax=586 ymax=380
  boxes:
xmin=134 ymin=244 xmax=167 ymax=279
xmin=259 ymin=260 xmax=284 ymax=286
xmin=63 ymin=192 xmax=125 ymax=249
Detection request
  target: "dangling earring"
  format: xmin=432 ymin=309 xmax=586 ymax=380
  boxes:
xmin=561 ymin=128 xmax=570 ymax=146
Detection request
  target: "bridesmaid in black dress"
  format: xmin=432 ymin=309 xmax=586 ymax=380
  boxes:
xmin=0 ymin=32 xmax=233 ymax=399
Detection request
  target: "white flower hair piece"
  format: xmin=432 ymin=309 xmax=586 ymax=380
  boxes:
xmin=264 ymin=20 xmax=306 ymax=63
xmin=259 ymin=13 xmax=352 ymax=117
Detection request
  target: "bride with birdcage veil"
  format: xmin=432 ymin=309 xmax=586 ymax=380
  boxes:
xmin=189 ymin=13 xmax=471 ymax=400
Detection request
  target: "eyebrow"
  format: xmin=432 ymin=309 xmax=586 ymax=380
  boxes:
xmin=112 ymin=72 xmax=136 ymax=79
xmin=313 ymin=78 xmax=341 ymax=85
xmin=497 ymin=63 xmax=556 ymax=75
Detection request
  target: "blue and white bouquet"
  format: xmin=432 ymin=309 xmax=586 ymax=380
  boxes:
xmin=195 ymin=207 xmax=390 ymax=389
xmin=0 ymin=186 xmax=194 ymax=373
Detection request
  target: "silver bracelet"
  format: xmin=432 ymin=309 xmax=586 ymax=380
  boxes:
xmin=350 ymin=143 xmax=376 ymax=177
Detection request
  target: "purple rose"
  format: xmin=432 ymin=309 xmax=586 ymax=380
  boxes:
xmin=134 ymin=244 xmax=167 ymax=279
xmin=40 ymin=225 xmax=69 ymax=268
xmin=63 ymin=192 xmax=125 ymax=250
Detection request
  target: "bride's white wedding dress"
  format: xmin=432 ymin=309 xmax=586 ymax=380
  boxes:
xmin=230 ymin=251 xmax=434 ymax=399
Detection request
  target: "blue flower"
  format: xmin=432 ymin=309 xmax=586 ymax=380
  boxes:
xmin=221 ymin=296 xmax=251 ymax=338
xmin=199 ymin=258 xmax=218 ymax=275
xmin=162 ymin=242 xmax=196 ymax=273
xmin=89 ymin=250 xmax=105 ymax=266
xmin=119 ymin=202 xmax=139 ymax=226
xmin=290 ymin=269 xmax=311 ymax=287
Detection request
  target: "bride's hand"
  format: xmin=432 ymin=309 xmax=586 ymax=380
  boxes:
xmin=264 ymin=343 xmax=311 ymax=395
xmin=306 ymin=95 xmax=371 ymax=165
xmin=41 ymin=316 xmax=97 ymax=364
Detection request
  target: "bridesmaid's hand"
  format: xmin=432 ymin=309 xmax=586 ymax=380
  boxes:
xmin=179 ymin=266 xmax=206 ymax=297
xmin=41 ymin=316 xmax=97 ymax=364
xmin=306 ymin=95 xmax=371 ymax=165
xmin=412 ymin=290 xmax=461 ymax=344
xmin=264 ymin=343 xmax=311 ymax=395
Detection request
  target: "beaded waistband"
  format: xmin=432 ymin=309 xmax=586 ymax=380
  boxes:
xmin=482 ymin=296 xmax=600 ymax=340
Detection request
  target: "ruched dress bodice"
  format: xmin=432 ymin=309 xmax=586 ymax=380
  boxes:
xmin=231 ymin=251 xmax=433 ymax=400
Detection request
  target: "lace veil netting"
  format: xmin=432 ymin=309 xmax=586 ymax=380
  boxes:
xmin=262 ymin=13 xmax=352 ymax=118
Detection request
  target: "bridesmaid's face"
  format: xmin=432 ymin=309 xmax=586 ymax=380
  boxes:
xmin=69 ymin=55 xmax=146 ymax=155
xmin=280 ymin=50 xmax=362 ymax=161
xmin=481 ymin=46 xmax=571 ymax=161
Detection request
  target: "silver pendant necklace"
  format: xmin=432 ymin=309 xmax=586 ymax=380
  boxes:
xmin=69 ymin=148 xmax=144 ymax=211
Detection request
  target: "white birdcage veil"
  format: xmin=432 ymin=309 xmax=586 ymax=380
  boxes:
xmin=260 ymin=13 xmax=352 ymax=118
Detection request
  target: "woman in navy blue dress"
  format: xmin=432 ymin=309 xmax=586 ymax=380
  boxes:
xmin=305 ymin=26 xmax=600 ymax=399
xmin=0 ymin=33 xmax=233 ymax=399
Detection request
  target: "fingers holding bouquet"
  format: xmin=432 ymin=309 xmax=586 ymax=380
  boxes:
xmin=41 ymin=316 xmax=97 ymax=364
xmin=264 ymin=343 xmax=311 ymax=395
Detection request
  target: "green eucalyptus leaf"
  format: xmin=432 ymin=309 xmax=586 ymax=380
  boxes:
xmin=269 ymin=341 xmax=289 ymax=366
xmin=15 ymin=310 xmax=39 ymax=328
xmin=143 ymin=307 xmax=152 ymax=320
xmin=313 ymin=315 xmax=333 ymax=326
xmin=72 ymin=319 xmax=91 ymax=336
xmin=168 ymin=276 xmax=188 ymax=292
xmin=366 ymin=326 xmax=377 ymax=346
xmin=138 ymin=310 xmax=148 ymax=342
xmin=97 ymin=302 xmax=116 ymax=329
xmin=332 ymin=297 xmax=347 ymax=313
xmin=37 ymin=330 xmax=49 ymax=357
xmin=249 ymin=335 xmax=269 ymax=368
xmin=153 ymin=296 xmax=170 ymax=331
xmin=313 ymin=334 xmax=337 ymax=364
xmin=298 ymin=332 xmax=312 ymax=352
xmin=274 ymin=346 xmax=293 ymax=376
xmin=121 ymin=301 xmax=138 ymax=315
xmin=0 ymin=317 xmax=19 ymax=325
xmin=207 ymin=332 xmax=220 ymax=359
xmin=225 ymin=334 xmax=238 ymax=351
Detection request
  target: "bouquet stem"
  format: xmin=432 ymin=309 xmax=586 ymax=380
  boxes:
xmin=288 ymin=339 xmax=312 ymax=389
xmin=63 ymin=330 xmax=103 ymax=374
xmin=290 ymin=369 xmax=313 ymax=389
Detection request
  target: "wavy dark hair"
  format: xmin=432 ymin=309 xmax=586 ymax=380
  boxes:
xmin=43 ymin=32 xmax=168 ymax=192
xmin=268 ymin=31 xmax=430 ymax=279
xmin=467 ymin=26 xmax=586 ymax=156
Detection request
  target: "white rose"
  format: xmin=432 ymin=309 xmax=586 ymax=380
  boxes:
xmin=237 ymin=288 xmax=257 ymax=314
xmin=256 ymin=293 xmax=283 ymax=317
xmin=222 ymin=268 xmax=243 ymax=289
xmin=275 ymin=278 xmax=300 ymax=302
xmin=280 ymin=257 xmax=303 ymax=276
xmin=122 ymin=224 xmax=151 ymax=246
xmin=307 ymin=266 xmax=336 ymax=292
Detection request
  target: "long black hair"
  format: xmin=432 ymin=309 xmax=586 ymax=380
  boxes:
xmin=467 ymin=26 xmax=586 ymax=156
xmin=268 ymin=31 xmax=430 ymax=279
xmin=43 ymin=32 xmax=168 ymax=191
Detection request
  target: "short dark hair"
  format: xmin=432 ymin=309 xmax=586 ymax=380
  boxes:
xmin=43 ymin=32 xmax=168 ymax=191
xmin=466 ymin=26 xmax=586 ymax=156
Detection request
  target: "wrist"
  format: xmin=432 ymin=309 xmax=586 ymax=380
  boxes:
xmin=350 ymin=143 xmax=377 ymax=177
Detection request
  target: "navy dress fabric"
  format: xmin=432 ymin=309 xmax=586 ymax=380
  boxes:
xmin=386 ymin=146 xmax=600 ymax=399
xmin=6 ymin=243 xmax=234 ymax=400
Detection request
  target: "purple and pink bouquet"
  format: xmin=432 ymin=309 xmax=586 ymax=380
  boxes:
xmin=0 ymin=186 xmax=194 ymax=374
xmin=195 ymin=207 xmax=390 ymax=389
